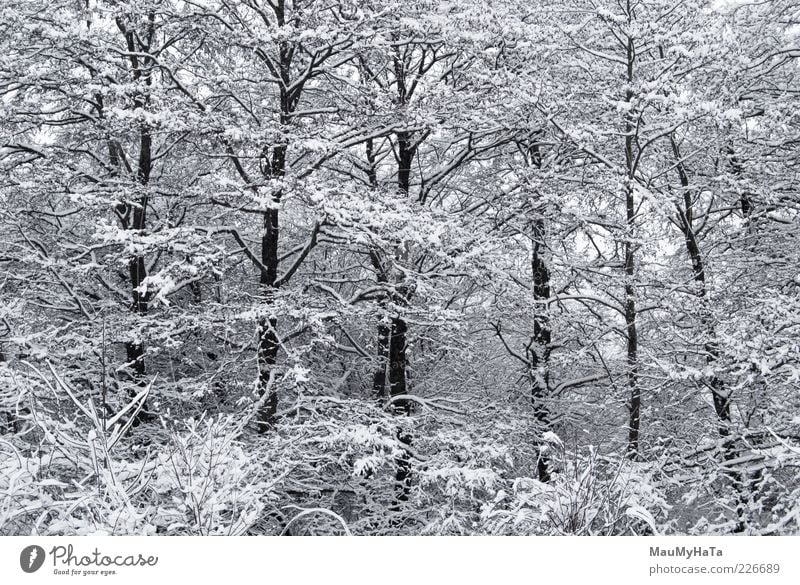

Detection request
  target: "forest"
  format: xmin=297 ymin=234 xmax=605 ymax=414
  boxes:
xmin=0 ymin=0 xmax=798 ymax=536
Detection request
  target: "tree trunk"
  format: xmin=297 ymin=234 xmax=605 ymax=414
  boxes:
xmin=0 ymin=344 xmax=13 ymax=435
xmin=388 ymin=52 xmax=416 ymax=503
xmin=388 ymin=314 xmax=410 ymax=413
xmin=367 ymin=135 xmax=391 ymax=401
xmin=673 ymin=136 xmax=745 ymax=531
xmin=370 ymin=247 xmax=391 ymax=400
xmin=109 ymin=16 xmax=156 ymax=425
xmin=624 ymin=34 xmax=641 ymax=460
xmin=256 ymin=4 xmax=289 ymax=430
xmin=672 ymin=138 xmax=732 ymax=431
xmin=531 ymin=225 xmax=553 ymax=482
xmin=387 ymin=131 xmax=415 ymax=415
xmin=256 ymin=146 xmax=284 ymax=432
xmin=527 ymin=139 xmax=554 ymax=483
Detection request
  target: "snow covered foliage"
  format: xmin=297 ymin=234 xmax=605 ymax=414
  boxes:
xmin=1 ymin=0 xmax=799 ymax=535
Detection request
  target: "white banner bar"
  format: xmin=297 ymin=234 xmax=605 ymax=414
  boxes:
xmin=2 ymin=536 xmax=799 ymax=584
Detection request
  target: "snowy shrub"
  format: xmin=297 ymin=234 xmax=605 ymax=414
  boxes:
xmin=0 ymin=369 xmax=277 ymax=535
xmin=480 ymin=447 xmax=671 ymax=535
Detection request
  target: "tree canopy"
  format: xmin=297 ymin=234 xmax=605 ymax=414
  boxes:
xmin=1 ymin=0 xmax=799 ymax=535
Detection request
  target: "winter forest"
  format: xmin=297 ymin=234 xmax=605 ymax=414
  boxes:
xmin=0 ymin=0 xmax=798 ymax=537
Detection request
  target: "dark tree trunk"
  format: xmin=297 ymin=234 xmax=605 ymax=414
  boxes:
xmin=388 ymin=315 xmax=409 ymax=412
xmin=122 ymin=132 xmax=153 ymax=424
xmin=526 ymin=140 xmax=554 ymax=483
xmin=388 ymin=133 xmax=415 ymax=413
xmin=624 ymin=235 xmax=640 ymax=460
xmin=674 ymin=137 xmax=745 ymax=531
xmin=109 ymin=134 xmax=150 ymax=411
xmin=388 ymin=53 xmax=417 ymax=506
xmin=392 ymin=429 xmax=413 ymax=510
xmin=726 ymin=145 xmax=753 ymax=221
xmin=624 ymin=37 xmax=641 ymax=460
xmin=531 ymin=225 xmax=552 ymax=482
xmin=386 ymin=132 xmax=415 ymax=415
xmin=125 ymin=253 xmax=148 ymax=379
xmin=370 ymin=246 xmax=390 ymax=400
xmin=366 ymin=141 xmax=391 ymax=400
xmin=256 ymin=313 xmax=279 ymax=432
xmin=111 ymin=20 xmax=156 ymax=423
xmin=256 ymin=145 xmax=285 ymax=432
xmin=255 ymin=3 xmax=290 ymax=431
xmin=366 ymin=133 xmax=413 ymax=415
xmin=671 ymin=137 xmax=733 ymax=432
xmin=397 ymin=131 xmax=414 ymax=195
xmin=93 ymin=15 xmax=160 ymax=424
xmin=372 ymin=319 xmax=390 ymax=400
